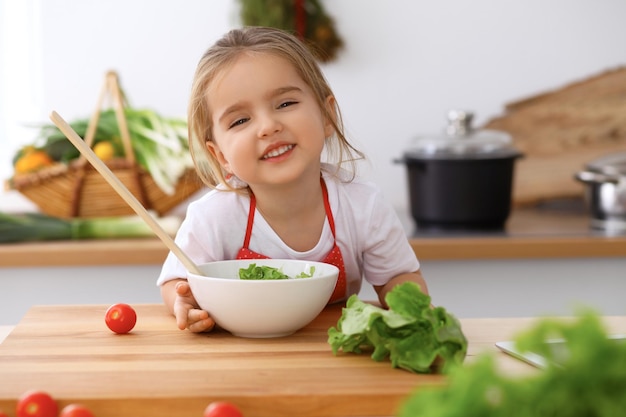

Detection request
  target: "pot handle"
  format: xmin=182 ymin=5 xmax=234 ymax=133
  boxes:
xmin=575 ymin=171 xmax=620 ymax=184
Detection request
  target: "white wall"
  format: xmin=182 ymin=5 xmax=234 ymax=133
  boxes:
xmin=3 ymin=257 xmax=626 ymax=325
xmin=2 ymin=0 xmax=626 ymax=212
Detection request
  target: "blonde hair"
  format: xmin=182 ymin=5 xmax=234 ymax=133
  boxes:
xmin=188 ymin=26 xmax=365 ymax=190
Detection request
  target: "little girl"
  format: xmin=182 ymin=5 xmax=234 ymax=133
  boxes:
xmin=158 ymin=26 xmax=429 ymax=332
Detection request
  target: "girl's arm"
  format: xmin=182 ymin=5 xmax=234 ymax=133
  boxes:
xmin=373 ymin=270 xmax=429 ymax=309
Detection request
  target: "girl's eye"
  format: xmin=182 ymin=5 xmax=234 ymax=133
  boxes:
xmin=228 ymin=118 xmax=248 ymax=129
xmin=278 ymin=100 xmax=298 ymax=109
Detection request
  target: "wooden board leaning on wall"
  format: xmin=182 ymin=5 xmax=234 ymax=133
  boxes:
xmin=482 ymin=66 xmax=626 ymax=207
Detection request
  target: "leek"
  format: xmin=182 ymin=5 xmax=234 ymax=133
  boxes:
xmin=24 ymin=108 xmax=194 ymax=195
xmin=0 ymin=212 xmax=181 ymax=243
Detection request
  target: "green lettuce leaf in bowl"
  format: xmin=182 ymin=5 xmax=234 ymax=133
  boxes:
xmin=239 ymin=264 xmax=290 ymax=280
xmin=327 ymin=281 xmax=467 ymax=373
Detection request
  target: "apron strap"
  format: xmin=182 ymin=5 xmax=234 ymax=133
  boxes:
xmin=242 ymin=177 xmax=335 ymax=249
xmin=320 ymin=178 xmax=336 ymax=239
xmin=242 ymin=193 xmax=256 ymax=249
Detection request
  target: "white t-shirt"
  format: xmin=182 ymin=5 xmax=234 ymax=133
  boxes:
xmin=157 ymin=167 xmax=420 ymax=300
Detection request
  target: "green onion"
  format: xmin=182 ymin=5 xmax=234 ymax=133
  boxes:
xmin=24 ymin=108 xmax=194 ymax=195
xmin=0 ymin=212 xmax=181 ymax=243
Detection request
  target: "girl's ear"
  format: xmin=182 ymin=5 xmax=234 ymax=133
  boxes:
xmin=206 ymin=140 xmax=231 ymax=173
xmin=323 ymin=95 xmax=338 ymax=138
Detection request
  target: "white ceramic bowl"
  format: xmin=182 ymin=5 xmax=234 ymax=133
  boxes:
xmin=187 ymin=259 xmax=339 ymax=338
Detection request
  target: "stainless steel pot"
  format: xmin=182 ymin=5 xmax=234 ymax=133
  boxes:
xmin=396 ymin=110 xmax=523 ymax=232
xmin=575 ymin=152 xmax=626 ymax=232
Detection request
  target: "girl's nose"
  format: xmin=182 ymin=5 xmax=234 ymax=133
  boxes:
xmin=257 ymin=112 xmax=282 ymax=138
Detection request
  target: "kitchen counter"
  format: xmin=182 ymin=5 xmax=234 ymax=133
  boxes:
xmin=5 ymin=303 xmax=623 ymax=417
xmin=408 ymin=204 xmax=626 ymax=260
xmin=1 ymin=206 xmax=624 ymax=267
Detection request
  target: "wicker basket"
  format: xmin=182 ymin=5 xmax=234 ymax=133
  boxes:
xmin=8 ymin=71 xmax=202 ymax=218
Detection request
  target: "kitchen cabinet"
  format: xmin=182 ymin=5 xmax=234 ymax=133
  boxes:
xmin=1 ymin=207 xmax=625 ymax=325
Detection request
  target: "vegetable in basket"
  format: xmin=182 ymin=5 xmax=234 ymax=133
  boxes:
xmin=13 ymin=146 xmax=55 ymax=174
xmin=11 ymin=108 xmax=194 ymax=195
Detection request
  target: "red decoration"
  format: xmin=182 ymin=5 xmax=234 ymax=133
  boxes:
xmin=239 ymin=0 xmax=344 ymax=62
xmin=294 ymin=0 xmax=306 ymax=40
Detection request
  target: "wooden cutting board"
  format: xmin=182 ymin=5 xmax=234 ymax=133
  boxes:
xmin=0 ymin=304 xmax=445 ymax=417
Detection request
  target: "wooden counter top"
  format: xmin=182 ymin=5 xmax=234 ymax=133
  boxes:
xmin=1 ymin=207 xmax=625 ymax=268
xmin=409 ymin=206 xmax=626 ymax=260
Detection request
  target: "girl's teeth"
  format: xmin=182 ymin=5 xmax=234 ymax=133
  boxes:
xmin=263 ymin=144 xmax=294 ymax=159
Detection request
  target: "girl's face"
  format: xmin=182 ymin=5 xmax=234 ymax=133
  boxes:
xmin=206 ymin=52 xmax=334 ymax=189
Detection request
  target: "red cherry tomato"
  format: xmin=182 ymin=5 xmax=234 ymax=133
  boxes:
xmin=0 ymin=409 xmax=9 ymax=417
xmin=204 ymin=401 xmax=243 ymax=417
xmin=16 ymin=390 xmax=58 ymax=417
xmin=105 ymin=303 xmax=137 ymax=334
xmin=59 ymin=404 xmax=95 ymax=417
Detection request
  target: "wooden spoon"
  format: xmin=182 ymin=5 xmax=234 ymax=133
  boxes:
xmin=49 ymin=110 xmax=204 ymax=276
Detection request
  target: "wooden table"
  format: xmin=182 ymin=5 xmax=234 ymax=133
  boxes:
xmin=1 ymin=304 xmax=625 ymax=417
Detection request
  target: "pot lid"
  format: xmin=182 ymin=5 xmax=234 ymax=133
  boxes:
xmin=586 ymin=151 xmax=626 ymax=176
xmin=404 ymin=110 xmax=520 ymax=159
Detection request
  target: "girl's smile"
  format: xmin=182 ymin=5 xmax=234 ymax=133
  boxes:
xmin=261 ymin=143 xmax=295 ymax=160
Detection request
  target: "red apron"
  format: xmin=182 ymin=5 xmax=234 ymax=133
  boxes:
xmin=236 ymin=179 xmax=347 ymax=303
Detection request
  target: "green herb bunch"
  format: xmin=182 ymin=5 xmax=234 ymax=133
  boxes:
xmin=0 ymin=211 xmax=180 ymax=243
xmin=15 ymin=108 xmax=192 ymax=195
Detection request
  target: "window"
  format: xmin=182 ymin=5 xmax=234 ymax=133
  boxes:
xmin=0 ymin=0 xmax=44 ymax=183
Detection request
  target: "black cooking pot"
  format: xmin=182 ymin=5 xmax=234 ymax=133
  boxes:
xmin=396 ymin=110 xmax=523 ymax=232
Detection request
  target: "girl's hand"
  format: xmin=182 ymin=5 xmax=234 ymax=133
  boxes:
xmin=173 ymin=281 xmax=216 ymax=332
